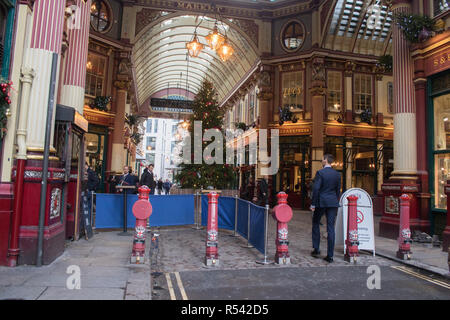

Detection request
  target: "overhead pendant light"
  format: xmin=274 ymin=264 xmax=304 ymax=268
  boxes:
xmin=205 ymin=23 xmax=225 ymax=51
xmin=217 ymin=37 xmax=234 ymax=62
xmin=186 ymin=32 xmax=203 ymax=57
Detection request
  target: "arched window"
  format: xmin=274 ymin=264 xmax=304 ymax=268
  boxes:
xmin=90 ymin=0 xmax=112 ymax=33
xmin=281 ymin=20 xmax=305 ymax=52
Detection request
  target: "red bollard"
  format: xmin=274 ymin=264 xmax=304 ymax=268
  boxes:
xmin=131 ymin=186 xmax=153 ymax=264
xmin=272 ymin=192 xmax=293 ymax=264
xmin=345 ymin=195 xmax=359 ymax=263
xmin=397 ymin=194 xmax=412 ymax=260
xmin=205 ymin=192 xmax=220 ymax=266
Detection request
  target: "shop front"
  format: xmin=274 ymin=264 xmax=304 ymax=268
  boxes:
xmin=272 ymin=126 xmax=311 ymax=209
xmin=83 ymin=106 xmax=115 ymax=193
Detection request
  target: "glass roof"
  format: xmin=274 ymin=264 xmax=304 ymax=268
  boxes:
xmin=325 ymin=0 xmax=392 ymax=55
xmin=133 ymin=15 xmax=260 ymax=107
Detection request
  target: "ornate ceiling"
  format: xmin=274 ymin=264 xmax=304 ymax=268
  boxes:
xmin=133 ymin=14 xmax=260 ymax=107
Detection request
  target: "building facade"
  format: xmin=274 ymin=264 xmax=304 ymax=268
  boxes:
xmin=0 ymin=0 xmax=449 ymax=266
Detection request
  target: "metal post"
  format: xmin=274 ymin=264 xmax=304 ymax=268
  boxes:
xmin=91 ymin=191 xmax=96 ymax=231
xmin=36 ymin=53 xmax=58 ymax=267
xmin=192 ymin=192 xmax=203 ymax=230
xmin=256 ymin=204 xmax=273 ymax=265
xmin=242 ymin=202 xmax=254 ymax=248
xmin=229 ymin=195 xmax=238 ymax=237
xmin=118 ymin=191 xmax=130 ymax=236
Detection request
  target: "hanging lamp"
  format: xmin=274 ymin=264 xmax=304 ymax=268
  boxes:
xmin=217 ymin=36 xmax=234 ymax=62
xmin=205 ymin=23 xmax=225 ymax=51
xmin=186 ymin=32 xmax=203 ymax=57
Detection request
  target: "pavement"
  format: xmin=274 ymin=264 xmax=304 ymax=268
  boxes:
xmin=0 ymin=209 xmax=448 ymax=300
xmin=0 ymin=232 xmax=151 ymax=300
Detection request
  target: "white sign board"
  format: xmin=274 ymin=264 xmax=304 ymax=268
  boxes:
xmin=336 ymin=188 xmax=375 ymax=256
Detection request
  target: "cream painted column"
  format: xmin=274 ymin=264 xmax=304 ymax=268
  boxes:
xmin=1 ymin=3 xmax=34 ymax=181
xmin=60 ymin=0 xmax=91 ymax=114
xmin=111 ymin=80 xmax=130 ymax=173
xmin=24 ymin=0 xmax=67 ymax=152
xmin=391 ymin=0 xmax=417 ymax=177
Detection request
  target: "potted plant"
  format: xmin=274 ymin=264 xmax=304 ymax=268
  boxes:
xmin=90 ymin=96 xmax=112 ymax=112
xmin=0 ymin=80 xmax=13 ymax=138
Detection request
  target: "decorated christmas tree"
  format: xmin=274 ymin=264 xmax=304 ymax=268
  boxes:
xmin=175 ymin=79 xmax=235 ymax=189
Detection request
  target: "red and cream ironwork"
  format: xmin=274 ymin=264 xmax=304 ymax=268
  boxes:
xmin=273 ymin=192 xmax=293 ymax=264
xmin=131 ymin=186 xmax=153 ymax=264
xmin=345 ymin=195 xmax=359 ymax=263
xmin=397 ymin=194 xmax=413 ymax=260
xmin=205 ymin=192 xmax=220 ymax=266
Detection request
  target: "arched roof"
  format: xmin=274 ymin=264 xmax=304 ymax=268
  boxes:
xmin=323 ymin=0 xmax=393 ymax=56
xmin=132 ymin=14 xmax=261 ymax=107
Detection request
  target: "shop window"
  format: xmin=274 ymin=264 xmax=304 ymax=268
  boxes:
xmin=434 ymin=153 xmax=450 ymax=209
xmin=433 ymin=93 xmax=450 ymax=209
xmin=354 ymin=74 xmax=373 ymax=114
xmin=85 ymin=53 xmax=106 ymax=97
xmin=281 ymin=20 xmax=305 ymax=52
xmin=85 ymin=133 xmax=106 ymax=189
xmin=281 ymin=71 xmax=304 ymax=112
xmin=433 ymin=94 xmax=450 ymax=150
xmin=327 ymin=71 xmax=342 ymax=112
xmin=90 ymin=0 xmax=112 ymax=33
xmin=433 ymin=0 xmax=449 ymax=16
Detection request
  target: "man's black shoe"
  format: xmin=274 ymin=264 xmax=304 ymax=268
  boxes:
xmin=311 ymin=249 xmax=320 ymax=258
xmin=323 ymin=256 xmax=333 ymax=263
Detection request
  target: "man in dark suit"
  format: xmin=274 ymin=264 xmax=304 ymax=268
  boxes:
xmin=310 ymin=154 xmax=341 ymax=263
xmin=140 ymin=164 xmax=155 ymax=194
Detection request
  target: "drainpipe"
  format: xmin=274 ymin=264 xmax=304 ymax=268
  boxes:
xmin=8 ymin=67 xmax=35 ymax=267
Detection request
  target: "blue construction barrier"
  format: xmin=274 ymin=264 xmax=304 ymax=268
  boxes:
xmin=95 ymin=194 xmax=195 ymax=229
xmin=200 ymin=195 xmax=266 ymax=255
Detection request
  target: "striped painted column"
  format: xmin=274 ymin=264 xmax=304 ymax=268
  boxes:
xmin=392 ymin=1 xmax=417 ymax=176
xmin=60 ymin=0 xmax=91 ymax=114
xmin=23 ymin=0 xmax=66 ymax=150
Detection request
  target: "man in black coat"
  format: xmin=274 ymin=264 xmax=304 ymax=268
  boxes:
xmin=310 ymin=154 xmax=341 ymax=263
xmin=140 ymin=164 xmax=155 ymax=194
xmin=87 ymin=163 xmax=100 ymax=192
xmin=256 ymin=177 xmax=269 ymax=206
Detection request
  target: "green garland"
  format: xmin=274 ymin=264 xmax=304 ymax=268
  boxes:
xmin=0 ymin=80 xmax=13 ymax=139
xmin=90 ymin=96 xmax=112 ymax=112
xmin=394 ymin=13 xmax=435 ymax=43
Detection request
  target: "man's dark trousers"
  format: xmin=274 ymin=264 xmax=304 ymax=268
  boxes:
xmin=312 ymin=207 xmax=338 ymax=258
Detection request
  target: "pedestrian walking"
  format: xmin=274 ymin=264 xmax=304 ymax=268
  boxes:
xmin=310 ymin=154 xmax=341 ymax=263
xmin=157 ymin=179 xmax=163 ymax=195
xmin=163 ymin=179 xmax=172 ymax=195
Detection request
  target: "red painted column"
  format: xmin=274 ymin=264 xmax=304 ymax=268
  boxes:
xmin=414 ymin=77 xmax=431 ymax=233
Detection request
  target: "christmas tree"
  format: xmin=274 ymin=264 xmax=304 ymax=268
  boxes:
xmin=175 ymin=79 xmax=235 ymax=189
